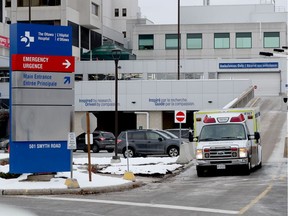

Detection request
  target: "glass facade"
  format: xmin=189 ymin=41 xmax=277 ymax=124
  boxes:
xmin=17 ymin=0 xmax=60 ymax=7
xmin=68 ymin=21 xmax=79 ymax=47
xmin=187 ymin=33 xmax=202 ymax=49
xmin=147 ymin=73 xmax=203 ymax=80
xmin=214 ymin=33 xmax=230 ymax=49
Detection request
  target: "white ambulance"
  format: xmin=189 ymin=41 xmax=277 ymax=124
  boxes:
xmin=193 ymin=108 xmax=262 ymax=177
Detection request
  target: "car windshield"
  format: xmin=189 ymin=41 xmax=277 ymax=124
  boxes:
xmin=199 ymin=124 xmax=246 ymax=141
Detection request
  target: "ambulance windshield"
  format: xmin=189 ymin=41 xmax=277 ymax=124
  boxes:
xmin=199 ymin=124 xmax=246 ymax=141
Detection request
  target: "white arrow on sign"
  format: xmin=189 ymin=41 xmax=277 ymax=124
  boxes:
xmin=62 ymin=59 xmax=71 ymax=69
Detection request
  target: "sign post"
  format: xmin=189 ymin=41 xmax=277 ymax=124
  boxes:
xmin=175 ymin=110 xmax=187 ymax=144
xmin=67 ymin=132 xmax=76 ymax=178
xmin=81 ymin=112 xmax=97 ymax=182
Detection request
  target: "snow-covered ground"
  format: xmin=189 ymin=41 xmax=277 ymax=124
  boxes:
xmin=0 ymin=153 xmax=183 ymax=190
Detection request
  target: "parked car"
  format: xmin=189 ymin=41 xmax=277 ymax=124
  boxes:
xmin=117 ymin=129 xmax=181 ymax=158
xmin=0 ymin=136 xmax=9 ymax=152
xmin=75 ymin=131 xmax=115 ymax=153
xmin=165 ymin=128 xmax=193 ymax=141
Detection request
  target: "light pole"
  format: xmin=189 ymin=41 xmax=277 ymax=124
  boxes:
xmin=111 ymin=49 xmax=121 ymax=163
xmin=177 ymin=0 xmax=180 ymax=80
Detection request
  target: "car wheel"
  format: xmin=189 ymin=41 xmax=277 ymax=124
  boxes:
xmin=92 ymin=145 xmax=100 ymax=153
xmin=242 ymin=160 xmax=251 ymax=175
xmin=196 ymin=166 xmax=206 ymax=177
xmin=123 ymin=147 xmax=135 ymax=158
xmin=73 ymin=149 xmax=77 ymax=152
xmin=167 ymin=146 xmax=179 ymax=157
xmin=107 ymin=149 xmax=114 ymax=153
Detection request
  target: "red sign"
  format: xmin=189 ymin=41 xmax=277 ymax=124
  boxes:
xmin=175 ymin=111 xmax=186 ymax=123
xmin=12 ymin=54 xmax=75 ymax=73
xmin=0 ymin=35 xmax=9 ymax=48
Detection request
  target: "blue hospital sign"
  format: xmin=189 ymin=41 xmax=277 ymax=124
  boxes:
xmin=9 ymin=23 xmax=74 ymax=174
xmin=10 ymin=23 xmax=72 ymax=56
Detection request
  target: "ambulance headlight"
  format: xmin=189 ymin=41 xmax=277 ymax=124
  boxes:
xmin=196 ymin=149 xmax=203 ymax=159
xmin=239 ymin=148 xmax=248 ymax=158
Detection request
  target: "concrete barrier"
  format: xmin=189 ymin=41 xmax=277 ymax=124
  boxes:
xmin=176 ymin=142 xmax=194 ymax=164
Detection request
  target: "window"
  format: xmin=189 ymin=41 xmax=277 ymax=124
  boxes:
xmin=75 ymin=74 xmax=83 ymax=81
xmin=184 ymin=73 xmax=203 ymax=79
xmin=214 ymin=33 xmax=230 ymax=49
xmin=146 ymin=132 xmax=161 ymax=140
xmin=139 ymin=34 xmax=154 ymax=50
xmin=68 ymin=21 xmax=79 ymax=47
xmin=264 ymin=32 xmax=280 ymax=48
xmin=165 ymin=34 xmax=180 ymax=50
xmin=130 ymin=131 xmax=145 ymax=140
xmin=208 ymin=72 xmax=216 ymax=79
xmin=90 ymin=31 xmax=101 ymax=50
xmin=122 ymin=8 xmax=127 ymax=17
xmin=5 ymin=0 xmax=11 ymax=7
xmin=81 ymin=26 xmax=89 ymax=50
xmin=187 ymin=33 xmax=202 ymax=49
xmin=17 ymin=0 xmax=60 ymax=7
xmin=92 ymin=3 xmax=99 ymax=16
xmin=236 ymin=32 xmax=252 ymax=48
xmin=0 ymin=70 xmax=9 ymax=82
xmin=0 ymin=1 xmax=2 ymax=22
xmin=115 ymin=8 xmax=119 ymax=17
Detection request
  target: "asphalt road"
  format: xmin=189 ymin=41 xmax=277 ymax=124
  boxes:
xmin=0 ymin=96 xmax=287 ymax=216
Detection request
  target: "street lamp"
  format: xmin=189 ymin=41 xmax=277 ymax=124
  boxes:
xmin=111 ymin=49 xmax=121 ymax=163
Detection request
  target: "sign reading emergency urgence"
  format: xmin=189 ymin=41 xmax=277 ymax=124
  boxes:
xmin=12 ymin=54 xmax=74 ymax=72
xmin=175 ymin=110 xmax=186 ymax=123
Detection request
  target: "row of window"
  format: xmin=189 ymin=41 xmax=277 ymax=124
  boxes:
xmin=68 ymin=21 xmax=102 ymax=50
xmin=139 ymin=32 xmax=280 ymax=50
xmin=0 ymin=72 xmax=216 ymax=83
xmin=115 ymin=8 xmax=127 ymax=17
xmin=5 ymin=0 xmax=61 ymax=7
xmin=75 ymin=72 xmax=216 ymax=82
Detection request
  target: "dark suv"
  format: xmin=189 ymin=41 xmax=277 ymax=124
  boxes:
xmin=165 ymin=128 xmax=193 ymax=142
xmin=75 ymin=131 xmax=115 ymax=153
xmin=117 ymin=129 xmax=181 ymax=158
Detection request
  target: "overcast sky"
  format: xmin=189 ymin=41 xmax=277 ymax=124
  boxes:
xmin=138 ymin=0 xmax=288 ymax=24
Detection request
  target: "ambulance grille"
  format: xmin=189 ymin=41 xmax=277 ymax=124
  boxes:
xmin=209 ymin=148 xmax=233 ymax=158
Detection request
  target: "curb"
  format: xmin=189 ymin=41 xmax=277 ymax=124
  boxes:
xmin=1 ymin=181 xmax=143 ymax=196
xmin=0 ymin=158 xmax=194 ymax=196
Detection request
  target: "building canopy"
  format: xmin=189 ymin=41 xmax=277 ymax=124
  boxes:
xmin=81 ymin=43 xmax=136 ymax=61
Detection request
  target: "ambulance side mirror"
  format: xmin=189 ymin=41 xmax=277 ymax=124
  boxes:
xmin=254 ymin=132 xmax=260 ymax=143
xmin=248 ymin=132 xmax=260 ymax=142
